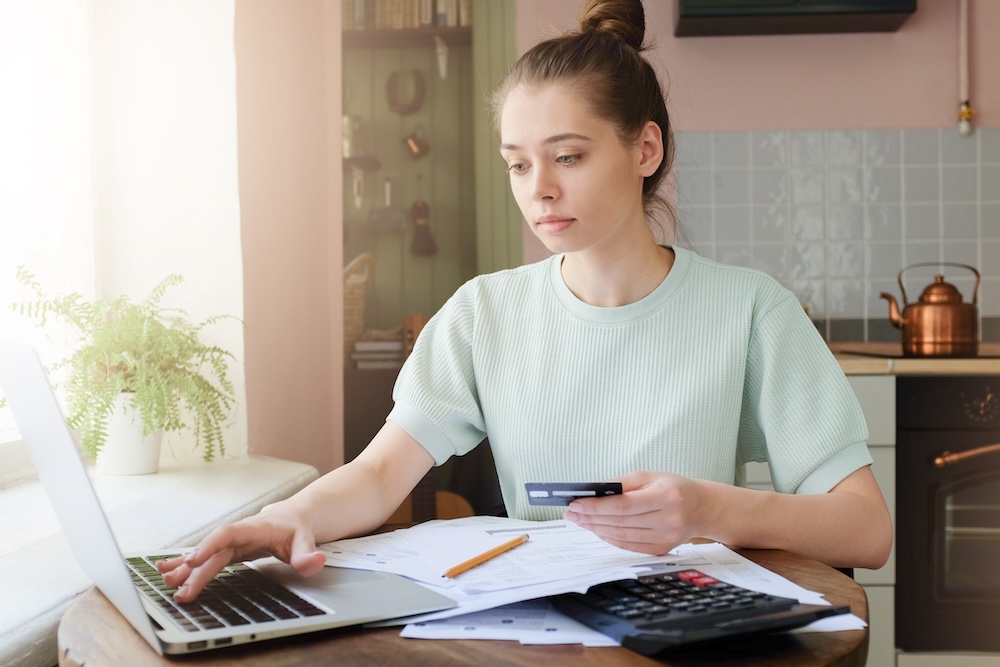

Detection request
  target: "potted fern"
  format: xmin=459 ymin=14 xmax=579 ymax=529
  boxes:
xmin=11 ymin=267 xmax=239 ymax=474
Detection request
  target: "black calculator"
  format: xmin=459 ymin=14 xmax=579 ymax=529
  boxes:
xmin=549 ymin=568 xmax=850 ymax=656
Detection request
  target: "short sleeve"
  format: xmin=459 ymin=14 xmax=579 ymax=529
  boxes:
xmin=387 ymin=282 xmax=487 ymax=466
xmin=737 ymin=293 xmax=871 ymax=494
xmin=796 ymin=441 xmax=873 ymax=494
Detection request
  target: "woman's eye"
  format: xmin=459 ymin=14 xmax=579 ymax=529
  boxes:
xmin=507 ymin=162 xmax=528 ymax=175
xmin=557 ymin=154 xmax=581 ymax=166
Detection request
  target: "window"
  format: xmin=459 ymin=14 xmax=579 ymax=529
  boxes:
xmin=0 ymin=0 xmax=245 ymax=478
xmin=0 ymin=0 xmax=94 ymax=481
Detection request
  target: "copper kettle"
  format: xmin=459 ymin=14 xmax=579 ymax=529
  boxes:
xmin=880 ymin=262 xmax=981 ymax=357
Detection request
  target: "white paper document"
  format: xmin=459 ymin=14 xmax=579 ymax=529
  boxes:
xmin=399 ymin=599 xmax=618 ymax=646
xmin=316 ymin=516 xmax=867 ymax=642
xmin=395 ymin=516 xmax=678 ymax=592
xmin=321 ymin=516 xmax=667 ymax=590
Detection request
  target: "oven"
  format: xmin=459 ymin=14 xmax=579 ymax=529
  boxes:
xmin=896 ymin=374 xmax=1000 ymax=653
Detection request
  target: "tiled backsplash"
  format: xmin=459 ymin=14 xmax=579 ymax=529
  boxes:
xmin=674 ymin=127 xmax=1000 ymax=342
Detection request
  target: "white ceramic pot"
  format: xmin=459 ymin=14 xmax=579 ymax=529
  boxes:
xmin=95 ymin=393 xmax=163 ymax=475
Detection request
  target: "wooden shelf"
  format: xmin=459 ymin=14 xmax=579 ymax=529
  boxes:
xmin=342 ymin=26 xmax=471 ymax=50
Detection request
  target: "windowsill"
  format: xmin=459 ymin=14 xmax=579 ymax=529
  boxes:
xmin=0 ymin=454 xmax=319 ymax=667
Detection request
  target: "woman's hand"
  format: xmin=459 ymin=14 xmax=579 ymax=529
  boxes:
xmin=154 ymin=422 xmax=437 ymax=603
xmin=155 ymin=500 xmax=327 ymax=603
xmin=562 ymin=471 xmax=711 ymax=555
xmin=564 ymin=466 xmax=892 ymax=571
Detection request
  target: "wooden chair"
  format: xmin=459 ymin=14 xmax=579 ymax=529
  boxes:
xmin=385 ymin=471 xmax=474 ymax=524
xmin=382 ymin=312 xmax=475 ymax=524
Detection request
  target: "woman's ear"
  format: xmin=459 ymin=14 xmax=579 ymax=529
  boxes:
xmin=637 ymin=121 xmax=663 ymax=177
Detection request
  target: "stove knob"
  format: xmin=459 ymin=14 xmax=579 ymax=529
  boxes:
xmin=963 ymin=389 xmax=998 ymax=422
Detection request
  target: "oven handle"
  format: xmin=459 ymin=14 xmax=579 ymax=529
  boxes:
xmin=934 ymin=442 xmax=1000 ymax=467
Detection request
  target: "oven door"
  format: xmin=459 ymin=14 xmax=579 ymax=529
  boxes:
xmin=897 ymin=430 xmax=1000 ymax=652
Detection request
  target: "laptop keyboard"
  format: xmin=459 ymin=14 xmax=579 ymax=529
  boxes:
xmin=126 ymin=555 xmax=326 ymax=632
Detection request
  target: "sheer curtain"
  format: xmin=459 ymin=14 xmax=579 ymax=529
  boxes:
xmin=0 ymin=0 xmax=94 ymax=354
xmin=0 ymin=0 xmax=246 ymax=467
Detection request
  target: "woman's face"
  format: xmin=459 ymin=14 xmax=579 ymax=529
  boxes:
xmin=499 ymin=83 xmax=661 ymax=257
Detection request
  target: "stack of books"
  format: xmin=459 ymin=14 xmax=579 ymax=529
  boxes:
xmin=352 ymin=339 xmax=404 ymax=370
xmin=343 ymin=0 xmax=472 ymax=32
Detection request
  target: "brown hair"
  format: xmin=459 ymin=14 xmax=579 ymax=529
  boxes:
xmin=492 ymin=0 xmax=676 ymax=232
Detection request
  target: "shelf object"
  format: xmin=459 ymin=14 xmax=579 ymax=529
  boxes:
xmin=674 ymin=0 xmax=917 ymax=36
xmin=343 ymin=155 xmax=381 ymax=171
xmin=342 ymin=26 xmax=471 ymax=50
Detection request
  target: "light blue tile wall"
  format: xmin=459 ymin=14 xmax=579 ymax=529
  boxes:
xmin=674 ymin=127 xmax=1000 ymax=341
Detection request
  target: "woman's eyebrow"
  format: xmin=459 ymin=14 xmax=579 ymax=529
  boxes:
xmin=500 ymin=133 xmax=593 ymax=152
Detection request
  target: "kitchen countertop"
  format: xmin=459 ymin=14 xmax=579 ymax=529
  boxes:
xmin=830 ymin=342 xmax=1000 ymax=375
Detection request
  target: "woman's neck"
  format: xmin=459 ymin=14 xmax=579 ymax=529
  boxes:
xmin=560 ymin=241 xmax=674 ymax=308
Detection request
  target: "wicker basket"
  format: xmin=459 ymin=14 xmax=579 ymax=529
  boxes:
xmin=343 ymin=253 xmax=374 ymax=360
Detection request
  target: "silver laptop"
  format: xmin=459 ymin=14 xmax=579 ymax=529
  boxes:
xmin=0 ymin=342 xmax=456 ymax=655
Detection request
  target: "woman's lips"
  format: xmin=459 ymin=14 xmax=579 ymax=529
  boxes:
xmin=536 ymin=216 xmax=574 ymax=233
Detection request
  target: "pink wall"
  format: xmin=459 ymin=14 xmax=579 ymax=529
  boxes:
xmin=516 ymin=0 xmax=998 ymax=131
xmin=236 ymin=0 xmax=344 ymax=475
xmin=517 ymin=0 xmax=999 ymax=263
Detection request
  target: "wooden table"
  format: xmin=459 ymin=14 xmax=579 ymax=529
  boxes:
xmin=57 ymin=547 xmax=868 ymax=667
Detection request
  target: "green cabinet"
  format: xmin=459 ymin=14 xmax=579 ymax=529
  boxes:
xmin=342 ymin=27 xmax=477 ymax=330
xmin=339 ymin=4 xmax=518 ymax=513
xmin=342 ymin=0 xmax=520 ymax=332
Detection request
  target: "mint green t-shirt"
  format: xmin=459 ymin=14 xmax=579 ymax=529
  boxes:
xmin=388 ymin=246 xmax=871 ymax=521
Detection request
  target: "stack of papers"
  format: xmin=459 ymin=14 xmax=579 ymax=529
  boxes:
xmin=320 ymin=516 xmax=666 ymax=621
xmin=400 ymin=599 xmax=619 ymax=646
xmin=317 ymin=516 xmax=866 ymax=646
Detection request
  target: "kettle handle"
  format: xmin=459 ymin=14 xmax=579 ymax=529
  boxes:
xmin=898 ymin=262 xmax=981 ymax=306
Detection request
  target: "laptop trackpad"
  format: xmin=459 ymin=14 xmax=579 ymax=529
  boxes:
xmin=250 ymin=558 xmax=456 ymax=620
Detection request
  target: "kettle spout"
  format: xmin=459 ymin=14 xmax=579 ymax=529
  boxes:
xmin=880 ymin=292 xmax=904 ymax=329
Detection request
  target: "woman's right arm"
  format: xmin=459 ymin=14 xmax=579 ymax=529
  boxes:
xmin=157 ymin=421 xmax=435 ymax=602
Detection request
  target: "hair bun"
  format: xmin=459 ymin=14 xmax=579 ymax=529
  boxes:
xmin=578 ymin=0 xmax=646 ymax=51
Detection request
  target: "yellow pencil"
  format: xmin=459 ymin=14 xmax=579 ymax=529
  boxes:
xmin=442 ymin=533 xmax=530 ymax=578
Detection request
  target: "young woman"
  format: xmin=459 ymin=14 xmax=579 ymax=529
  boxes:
xmin=160 ymin=0 xmax=891 ymax=603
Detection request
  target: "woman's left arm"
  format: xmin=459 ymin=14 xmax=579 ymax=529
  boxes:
xmin=564 ymin=465 xmax=892 ymax=570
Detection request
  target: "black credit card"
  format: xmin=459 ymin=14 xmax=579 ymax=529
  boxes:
xmin=525 ymin=482 xmax=623 ymax=506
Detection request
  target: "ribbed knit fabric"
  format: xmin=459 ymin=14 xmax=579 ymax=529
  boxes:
xmin=388 ymin=246 xmax=871 ymax=521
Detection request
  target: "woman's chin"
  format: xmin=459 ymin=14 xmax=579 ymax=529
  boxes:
xmin=532 ymin=232 xmax=580 ymax=256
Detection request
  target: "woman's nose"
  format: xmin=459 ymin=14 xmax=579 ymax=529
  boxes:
xmin=529 ymin=165 xmax=558 ymax=200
